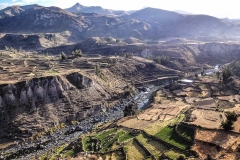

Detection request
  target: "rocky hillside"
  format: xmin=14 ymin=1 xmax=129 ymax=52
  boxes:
xmin=0 ymin=32 xmax=78 ymax=50
xmin=0 ymin=52 xmax=182 ymax=139
xmin=0 ymin=72 xmax=119 ymax=138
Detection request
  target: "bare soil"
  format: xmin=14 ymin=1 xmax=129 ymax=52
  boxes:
xmin=195 ymin=129 xmax=240 ymax=149
xmin=190 ymin=109 xmax=226 ymax=129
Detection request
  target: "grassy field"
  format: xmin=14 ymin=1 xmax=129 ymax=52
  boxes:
xmin=136 ymin=133 xmax=169 ymax=159
xmin=176 ymin=124 xmax=195 ymax=141
xmin=144 ymin=114 xmax=185 ymax=135
xmin=155 ymin=126 xmax=192 ymax=150
xmin=118 ymin=131 xmax=134 ymax=142
xmin=95 ymin=128 xmax=117 ymax=140
xmin=124 ymin=139 xmax=148 ymax=160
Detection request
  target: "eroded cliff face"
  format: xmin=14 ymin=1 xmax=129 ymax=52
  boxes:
xmin=0 ymin=72 xmax=116 ymax=138
xmin=198 ymin=43 xmax=240 ymax=62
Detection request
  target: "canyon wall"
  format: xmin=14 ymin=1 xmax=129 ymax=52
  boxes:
xmin=0 ymin=72 xmax=118 ymax=138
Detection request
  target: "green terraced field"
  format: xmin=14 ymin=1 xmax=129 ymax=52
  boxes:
xmin=118 ymin=131 xmax=134 ymax=142
xmin=155 ymin=126 xmax=192 ymax=150
xmin=136 ymin=133 xmax=169 ymax=159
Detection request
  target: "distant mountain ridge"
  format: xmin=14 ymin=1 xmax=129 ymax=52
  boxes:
xmin=65 ymin=3 xmax=132 ymax=16
xmin=0 ymin=4 xmax=41 ymax=19
xmin=0 ymin=4 xmax=239 ymax=39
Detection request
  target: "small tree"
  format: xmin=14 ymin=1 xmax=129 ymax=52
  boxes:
xmin=195 ymin=73 xmax=198 ymax=78
xmin=216 ymin=71 xmax=220 ymax=79
xmin=95 ymin=64 xmax=101 ymax=76
xmin=201 ymin=70 xmax=205 ymax=76
xmin=60 ymin=52 xmax=67 ymax=60
xmin=222 ymin=67 xmax=231 ymax=82
xmin=153 ymin=55 xmax=170 ymax=65
xmin=225 ymin=111 xmax=237 ymax=121
xmin=5 ymin=46 xmax=8 ymax=51
xmin=72 ymin=49 xmax=82 ymax=58
xmin=125 ymin=52 xmax=133 ymax=59
xmin=19 ymin=47 xmax=24 ymax=53
xmin=221 ymin=111 xmax=237 ymax=131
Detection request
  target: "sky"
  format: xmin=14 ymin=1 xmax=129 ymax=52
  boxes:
xmin=0 ymin=0 xmax=240 ymax=19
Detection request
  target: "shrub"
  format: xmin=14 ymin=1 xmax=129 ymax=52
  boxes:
xmin=60 ymin=52 xmax=67 ymax=60
xmin=221 ymin=111 xmax=237 ymax=131
xmin=72 ymin=49 xmax=83 ymax=58
xmin=222 ymin=67 xmax=231 ymax=82
xmin=153 ymin=55 xmax=170 ymax=65
xmin=19 ymin=47 xmax=24 ymax=53
xmin=124 ymin=52 xmax=134 ymax=59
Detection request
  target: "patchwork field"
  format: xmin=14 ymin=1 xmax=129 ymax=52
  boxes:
xmin=190 ymin=109 xmax=226 ymax=129
xmin=195 ymin=129 xmax=240 ymax=149
xmin=192 ymin=140 xmax=240 ymax=160
xmin=194 ymin=98 xmax=216 ymax=110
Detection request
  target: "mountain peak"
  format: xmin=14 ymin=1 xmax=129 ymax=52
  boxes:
xmin=73 ymin=2 xmax=84 ymax=7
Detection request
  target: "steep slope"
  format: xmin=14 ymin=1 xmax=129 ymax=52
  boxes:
xmin=80 ymin=13 xmax=155 ymax=39
xmin=198 ymin=42 xmax=240 ymax=63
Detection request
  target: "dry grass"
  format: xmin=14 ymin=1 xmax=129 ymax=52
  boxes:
xmin=119 ymin=118 xmax=157 ymax=130
xmin=144 ymin=114 xmax=185 ymax=135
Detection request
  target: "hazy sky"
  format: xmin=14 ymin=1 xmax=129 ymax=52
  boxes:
xmin=0 ymin=0 xmax=240 ymax=19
